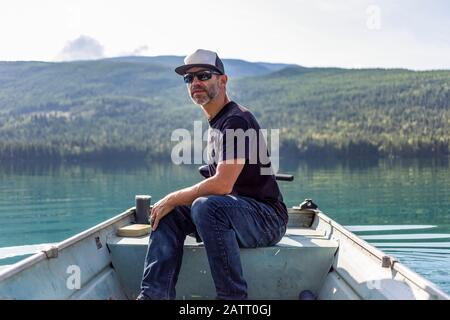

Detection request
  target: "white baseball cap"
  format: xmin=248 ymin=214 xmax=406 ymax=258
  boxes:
xmin=175 ymin=49 xmax=225 ymax=75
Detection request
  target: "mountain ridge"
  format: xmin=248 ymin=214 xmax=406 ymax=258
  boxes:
xmin=1 ymin=56 xmax=449 ymax=161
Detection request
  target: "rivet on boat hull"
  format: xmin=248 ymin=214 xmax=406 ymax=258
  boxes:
xmin=43 ymin=246 xmax=58 ymax=259
xmin=95 ymin=237 xmax=102 ymax=249
xmin=382 ymin=256 xmax=392 ymax=268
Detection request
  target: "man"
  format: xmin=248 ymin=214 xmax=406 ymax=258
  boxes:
xmin=137 ymin=49 xmax=288 ymax=300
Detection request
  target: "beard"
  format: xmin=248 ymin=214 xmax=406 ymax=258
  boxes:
xmin=190 ymin=82 xmax=219 ymax=106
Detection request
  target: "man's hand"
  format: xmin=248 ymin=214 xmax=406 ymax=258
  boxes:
xmin=150 ymin=194 xmax=175 ymax=231
xmin=149 ymin=159 xmax=245 ymax=231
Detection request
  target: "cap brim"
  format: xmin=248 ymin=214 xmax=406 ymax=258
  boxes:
xmin=175 ymin=64 xmax=223 ymax=75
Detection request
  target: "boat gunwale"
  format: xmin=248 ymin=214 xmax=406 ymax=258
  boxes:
xmin=313 ymin=209 xmax=450 ymax=299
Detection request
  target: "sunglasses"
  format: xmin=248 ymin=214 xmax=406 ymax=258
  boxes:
xmin=183 ymin=70 xmax=222 ymax=84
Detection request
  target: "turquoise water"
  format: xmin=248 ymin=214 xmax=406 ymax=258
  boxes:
xmin=0 ymin=158 xmax=449 ymax=294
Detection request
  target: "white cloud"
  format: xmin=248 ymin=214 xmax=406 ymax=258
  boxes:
xmin=55 ymin=35 xmax=104 ymax=61
xmin=117 ymin=45 xmax=150 ymax=57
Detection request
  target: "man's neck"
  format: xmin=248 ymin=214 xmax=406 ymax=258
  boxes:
xmin=202 ymin=95 xmax=231 ymax=121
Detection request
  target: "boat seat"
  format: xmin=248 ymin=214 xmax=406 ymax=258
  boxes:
xmin=106 ymin=227 xmax=338 ymax=299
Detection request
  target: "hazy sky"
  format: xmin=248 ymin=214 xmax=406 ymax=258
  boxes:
xmin=1 ymin=0 xmax=449 ymax=69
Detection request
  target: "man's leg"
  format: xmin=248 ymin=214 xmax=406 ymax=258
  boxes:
xmin=190 ymin=195 xmax=286 ymax=300
xmin=140 ymin=205 xmax=196 ymax=299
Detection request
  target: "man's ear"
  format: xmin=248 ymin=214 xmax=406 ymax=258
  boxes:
xmin=220 ymin=75 xmax=228 ymax=87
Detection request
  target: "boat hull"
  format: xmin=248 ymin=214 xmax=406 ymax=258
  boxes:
xmin=0 ymin=207 xmax=448 ymax=300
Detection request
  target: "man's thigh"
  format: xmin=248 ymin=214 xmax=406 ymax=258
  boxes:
xmin=191 ymin=195 xmax=285 ymax=248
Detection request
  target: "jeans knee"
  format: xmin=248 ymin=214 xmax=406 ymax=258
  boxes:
xmin=191 ymin=197 xmax=209 ymax=224
xmin=191 ymin=195 xmax=224 ymax=227
xmin=151 ymin=209 xmax=183 ymax=235
xmin=156 ymin=209 xmax=176 ymax=226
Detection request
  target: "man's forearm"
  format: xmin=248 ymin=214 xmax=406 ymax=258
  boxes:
xmin=168 ymin=176 xmax=231 ymax=207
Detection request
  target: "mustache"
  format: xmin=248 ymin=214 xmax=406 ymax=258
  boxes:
xmin=191 ymin=85 xmax=206 ymax=92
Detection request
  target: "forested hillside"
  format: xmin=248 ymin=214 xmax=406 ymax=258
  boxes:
xmin=0 ymin=57 xmax=449 ymax=162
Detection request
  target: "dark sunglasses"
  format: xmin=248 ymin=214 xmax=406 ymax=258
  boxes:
xmin=183 ymin=70 xmax=222 ymax=84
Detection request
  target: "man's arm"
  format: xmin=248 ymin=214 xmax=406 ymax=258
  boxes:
xmin=150 ymin=159 xmax=244 ymax=230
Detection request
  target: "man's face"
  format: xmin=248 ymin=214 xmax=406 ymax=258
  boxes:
xmin=185 ymin=67 xmax=221 ymax=106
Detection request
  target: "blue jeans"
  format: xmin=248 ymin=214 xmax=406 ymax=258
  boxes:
xmin=139 ymin=195 xmax=287 ymax=300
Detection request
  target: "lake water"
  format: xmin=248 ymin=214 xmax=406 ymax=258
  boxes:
xmin=1 ymin=158 xmax=449 ymax=294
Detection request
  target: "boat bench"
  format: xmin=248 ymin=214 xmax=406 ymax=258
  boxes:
xmin=106 ymin=228 xmax=338 ymax=299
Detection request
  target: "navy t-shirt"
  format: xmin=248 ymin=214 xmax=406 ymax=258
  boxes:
xmin=206 ymin=101 xmax=288 ymax=224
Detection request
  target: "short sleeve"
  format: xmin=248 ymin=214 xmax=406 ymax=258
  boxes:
xmin=220 ymin=116 xmax=253 ymax=162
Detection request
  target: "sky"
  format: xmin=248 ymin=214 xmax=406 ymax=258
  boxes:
xmin=0 ymin=0 xmax=449 ymax=70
